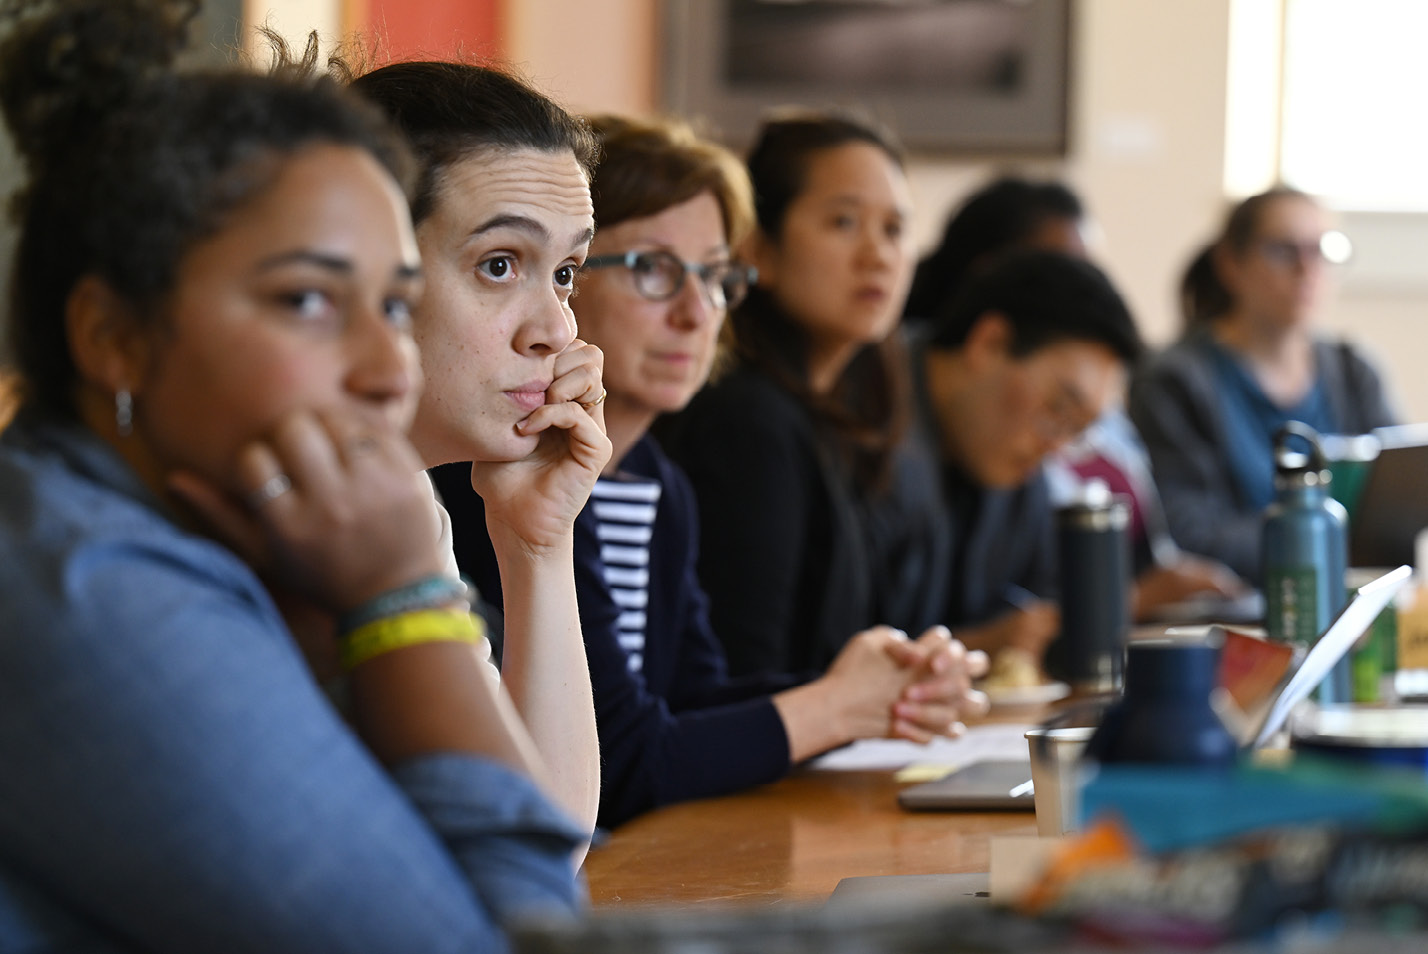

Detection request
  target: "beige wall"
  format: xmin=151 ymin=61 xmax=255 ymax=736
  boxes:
xmin=7 ymin=1 xmax=1420 ymax=418
xmin=242 ymin=0 xmax=342 ymax=55
xmin=504 ymin=0 xmax=1232 ymax=348
xmin=1063 ymin=0 xmax=1233 ymax=345
xmin=504 ymin=0 xmax=1428 ymax=423
xmin=504 ymin=0 xmax=657 ymax=113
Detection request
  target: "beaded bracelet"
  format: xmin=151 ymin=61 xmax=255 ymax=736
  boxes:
xmin=340 ymin=608 xmax=486 ymax=671
xmin=337 ymin=574 xmax=472 ymax=637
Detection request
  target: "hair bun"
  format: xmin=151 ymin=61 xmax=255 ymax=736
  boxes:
xmin=0 ymin=0 xmax=197 ymax=169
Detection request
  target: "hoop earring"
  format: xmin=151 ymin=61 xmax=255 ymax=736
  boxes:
xmin=115 ymin=389 xmax=133 ymax=437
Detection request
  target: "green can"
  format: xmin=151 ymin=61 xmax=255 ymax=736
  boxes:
xmin=1347 ymin=568 xmax=1399 ymax=703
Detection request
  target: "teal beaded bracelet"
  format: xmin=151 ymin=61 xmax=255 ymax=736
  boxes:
xmin=337 ymin=574 xmax=472 ymax=636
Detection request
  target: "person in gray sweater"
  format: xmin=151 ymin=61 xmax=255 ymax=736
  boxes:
xmin=1130 ymin=189 xmax=1396 ymax=582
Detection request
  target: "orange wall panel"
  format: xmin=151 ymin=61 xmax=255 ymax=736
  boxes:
xmin=358 ymin=0 xmax=503 ymax=61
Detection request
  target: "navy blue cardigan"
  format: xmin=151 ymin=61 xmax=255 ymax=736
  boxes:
xmin=431 ymin=437 xmax=800 ymax=828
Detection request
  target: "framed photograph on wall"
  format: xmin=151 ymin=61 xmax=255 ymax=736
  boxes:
xmin=660 ymin=0 xmax=1071 ymax=155
xmin=181 ymin=0 xmax=243 ymax=66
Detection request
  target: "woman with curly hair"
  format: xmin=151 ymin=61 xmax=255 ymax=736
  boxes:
xmin=0 ymin=1 xmax=584 ymax=948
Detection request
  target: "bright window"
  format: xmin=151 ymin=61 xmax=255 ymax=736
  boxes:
xmin=1280 ymin=0 xmax=1428 ymax=211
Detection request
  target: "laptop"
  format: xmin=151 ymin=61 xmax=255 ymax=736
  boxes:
xmin=1244 ymin=564 xmax=1409 ymax=747
xmin=896 ymin=759 xmax=1034 ymax=812
xmin=896 ymin=566 xmax=1412 ymax=811
xmin=1348 ymin=425 xmax=1428 ymax=567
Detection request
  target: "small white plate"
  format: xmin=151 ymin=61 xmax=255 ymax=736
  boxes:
xmin=980 ymin=681 xmax=1071 ymax=708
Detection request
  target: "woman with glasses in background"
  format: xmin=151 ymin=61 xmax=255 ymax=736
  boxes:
xmin=434 ymin=114 xmax=987 ymax=827
xmin=1130 ymin=188 xmax=1397 ymax=582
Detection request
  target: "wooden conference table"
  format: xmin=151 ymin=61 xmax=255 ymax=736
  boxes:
xmin=584 ymin=707 xmax=1048 ymax=908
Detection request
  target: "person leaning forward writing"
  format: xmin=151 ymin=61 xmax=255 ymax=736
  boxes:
xmin=912 ymin=250 xmax=1145 ymax=676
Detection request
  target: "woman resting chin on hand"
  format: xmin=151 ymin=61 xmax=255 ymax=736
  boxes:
xmin=0 ymin=5 xmax=581 ymax=951
xmin=351 ymin=62 xmax=614 ymax=839
xmin=432 ymin=113 xmax=987 ymax=829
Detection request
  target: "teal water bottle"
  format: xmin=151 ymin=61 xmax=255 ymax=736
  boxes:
xmin=1262 ymin=422 xmax=1350 ymax=703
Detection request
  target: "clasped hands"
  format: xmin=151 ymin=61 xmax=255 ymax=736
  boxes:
xmin=825 ymin=625 xmax=990 ymax=745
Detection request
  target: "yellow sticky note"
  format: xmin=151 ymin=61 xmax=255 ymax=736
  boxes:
xmin=895 ymin=762 xmax=956 ymax=784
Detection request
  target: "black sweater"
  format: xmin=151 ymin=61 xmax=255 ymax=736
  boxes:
xmin=432 ymin=437 xmax=799 ymax=828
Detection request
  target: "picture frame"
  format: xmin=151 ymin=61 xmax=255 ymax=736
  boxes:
xmin=660 ymin=0 xmax=1071 ymax=156
xmin=181 ymin=0 xmax=243 ymax=66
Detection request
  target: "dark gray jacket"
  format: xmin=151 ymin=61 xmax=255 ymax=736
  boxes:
xmin=1128 ymin=329 xmax=1396 ymax=581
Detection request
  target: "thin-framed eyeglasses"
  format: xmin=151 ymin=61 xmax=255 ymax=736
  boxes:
xmin=1032 ymin=381 xmax=1098 ymax=445
xmin=1253 ymin=229 xmax=1353 ymax=269
xmin=583 ymin=249 xmax=757 ymax=310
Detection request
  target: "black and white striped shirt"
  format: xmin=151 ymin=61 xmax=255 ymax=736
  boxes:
xmin=590 ymin=477 xmax=662 ymax=673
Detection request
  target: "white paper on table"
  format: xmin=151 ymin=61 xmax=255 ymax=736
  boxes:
xmin=808 ymin=723 xmax=1038 ymax=772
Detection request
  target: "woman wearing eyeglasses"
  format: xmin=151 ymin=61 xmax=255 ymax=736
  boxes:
xmin=433 ymin=114 xmax=987 ymax=827
xmin=1130 ymin=188 xmax=1397 ymax=581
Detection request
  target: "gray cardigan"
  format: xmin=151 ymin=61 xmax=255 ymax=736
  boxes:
xmin=1128 ymin=329 xmax=1396 ymax=582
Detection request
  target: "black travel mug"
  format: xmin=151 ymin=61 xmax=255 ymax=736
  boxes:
xmin=1043 ymin=493 xmax=1130 ymax=693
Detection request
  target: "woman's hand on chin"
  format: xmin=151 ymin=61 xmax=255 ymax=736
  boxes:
xmin=167 ymin=407 xmax=446 ymax=614
xmin=472 ymin=339 xmax=612 ymax=556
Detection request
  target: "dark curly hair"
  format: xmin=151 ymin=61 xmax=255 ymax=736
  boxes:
xmin=0 ymin=0 xmax=416 ymax=417
xmin=350 ymin=60 xmax=597 ymax=227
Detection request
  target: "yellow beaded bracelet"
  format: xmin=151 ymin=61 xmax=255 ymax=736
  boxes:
xmin=340 ymin=608 xmax=486 ymax=671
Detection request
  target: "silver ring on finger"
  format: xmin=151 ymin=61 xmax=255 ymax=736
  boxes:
xmin=247 ymin=473 xmax=292 ymax=508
